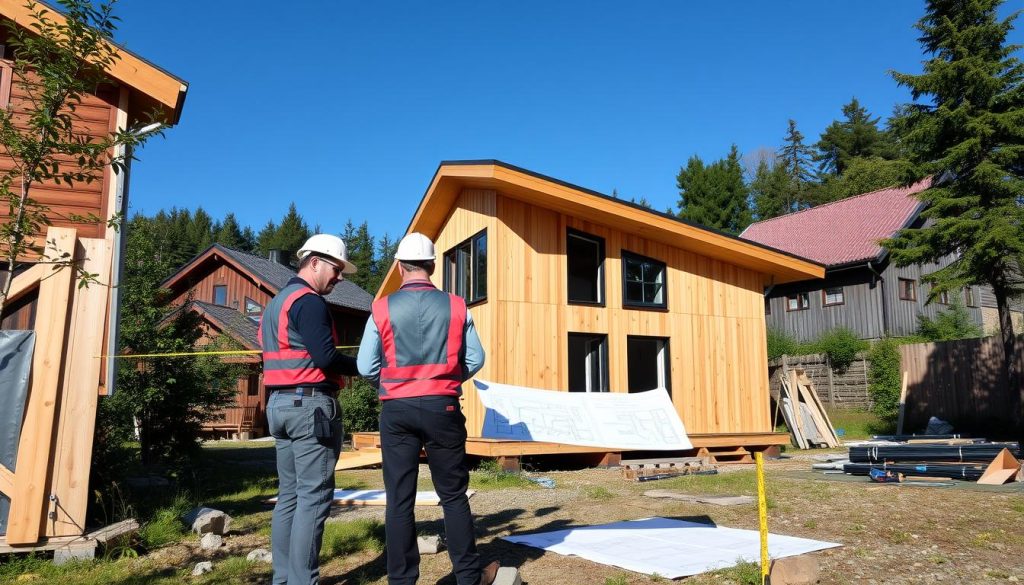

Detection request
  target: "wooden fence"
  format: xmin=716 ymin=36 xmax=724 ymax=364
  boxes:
xmin=769 ymin=353 xmax=872 ymax=409
xmin=899 ymin=336 xmax=1024 ymax=434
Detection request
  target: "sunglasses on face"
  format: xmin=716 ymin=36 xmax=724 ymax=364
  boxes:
xmin=319 ymin=258 xmax=344 ymax=279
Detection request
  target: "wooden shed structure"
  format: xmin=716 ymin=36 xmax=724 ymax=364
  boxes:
xmin=365 ymin=161 xmax=824 ymax=461
xmin=0 ymin=0 xmax=187 ymax=554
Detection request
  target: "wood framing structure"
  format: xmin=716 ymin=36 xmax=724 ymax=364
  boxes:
xmin=161 ymin=244 xmax=373 ymax=436
xmin=375 ymin=161 xmax=824 ymax=459
xmin=0 ymin=3 xmax=187 ymax=551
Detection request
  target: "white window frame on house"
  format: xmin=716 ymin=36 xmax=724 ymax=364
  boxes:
xmin=626 ymin=336 xmax=670 ymax=397
xmin=822 ymin=286 xmax=845 ymax=307
xmin=567 ymin=229 xmax=605 ymax=305
xmin=621 ymin=250 xmax=667 ymax=309
xmin=786 ymin=292 xmax=810 ymax=312
xmin=898 ymin=278 xmax=917 ymax=301
xmin=568 ymin=333 xmax=609 ymax=393
xmin=443 ymin=229 xmax=487 ymax=305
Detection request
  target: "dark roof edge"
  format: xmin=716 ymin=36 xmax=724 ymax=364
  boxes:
xmin=423 ymin=159 xmax=824 ymax=270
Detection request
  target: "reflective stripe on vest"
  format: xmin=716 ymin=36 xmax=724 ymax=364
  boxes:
xmin=371 ymin=283 xmax=466 ymax=399
xmin=258 ymin=282 xmax=344 ymax=387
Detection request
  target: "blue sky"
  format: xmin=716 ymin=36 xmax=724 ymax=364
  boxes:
xmin=114 ymin=1 xmax=1022 ymax=241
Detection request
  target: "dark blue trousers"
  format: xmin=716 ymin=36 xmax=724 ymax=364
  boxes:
xmin=380 ymin=395 xmax=481 ymax=585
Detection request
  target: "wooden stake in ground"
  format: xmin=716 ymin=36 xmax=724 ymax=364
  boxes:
xmin=896 ymin=371 xmax=909 ymax=436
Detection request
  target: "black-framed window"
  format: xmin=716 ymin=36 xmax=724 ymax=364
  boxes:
xmin=786 ymin=292 xmax=809 ymax=311
xmin=622 ymin=251 xmax=666 ymax=309
xmin=443 ymin=230 xmax=487 ymax=304
xmin=244 ymin=297 xmax=263 ymax=315
xmin=627 ymin=336 xmax=670 ymax=397
xmin=568 ymin=333 xmax=608 ymax=393
xmin=965 ymin=287 xmax=976 ymax=307
xmin=567 ymin=229 xmax=604 ymax=305
xmin=822 ymin=287 xmax=845 ymax=307
xmin=213 ymin=284 xmax=227 ymax=306
xmin=899 ymin=278 xmax=917 ymax=301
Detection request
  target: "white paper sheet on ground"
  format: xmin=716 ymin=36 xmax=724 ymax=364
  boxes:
xmin=268 ymin=489 xmax=473 ymax=507
xmin=501 ymin=517 xmax=841 ymax=579
xmin=473 ymin=379 xmax=692 ymax=450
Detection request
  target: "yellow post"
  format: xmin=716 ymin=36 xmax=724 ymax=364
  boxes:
xmin=756 ymin=451 xmax=769 ymax=585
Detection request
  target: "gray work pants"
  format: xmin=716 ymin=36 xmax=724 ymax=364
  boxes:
xmin=268 ymin=390 xmax=343 ymax=585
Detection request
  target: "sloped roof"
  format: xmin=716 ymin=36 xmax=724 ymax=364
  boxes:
xmin=192 ymin=300 xmax=260 ymax=349
xmin=739 ymin=178 xmax=933 ymax=268
xmin=163 ymin=244 xmax=373 ymax=313
xmin=378 ymin=160 xmax=824 ymax=295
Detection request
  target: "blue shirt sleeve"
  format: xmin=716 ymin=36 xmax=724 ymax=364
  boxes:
xmin=462 ymin=309 xmax=485 ymax=380
xmin=356 ymin=316 xmax=382 ymax=387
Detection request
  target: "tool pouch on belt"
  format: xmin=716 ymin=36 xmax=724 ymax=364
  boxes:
xmin=314 ymin=406 xmax=333 ymax=439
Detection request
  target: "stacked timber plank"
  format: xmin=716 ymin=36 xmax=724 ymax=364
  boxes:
xmin=842 ymin=440 xmax=1023 ymax=483
xmin=777 ymin=368 xmax=839 ymax=449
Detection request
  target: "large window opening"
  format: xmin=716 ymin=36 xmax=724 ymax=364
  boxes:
xmin=567 ymin=230 xmax=604 ymax=304
xmin=443 ymin=230 xmax=487 ymax=304
xmin=568 ymin=333 xmax=608 ymax=393
xmin=627 ymin=336 xmax=670 ymax=396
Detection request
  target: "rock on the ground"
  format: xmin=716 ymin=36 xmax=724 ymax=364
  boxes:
xmin=200 ymin=533 xmax=223 ymax=550
xmin=493 ymin=567 xmax=522 ymax=585
xmin=417 ymin=535 xmax=444 ymax=555
xmin=770 ymin=555 xmax=821 ymax=585
xmin=182 ymin=506 xmax=233 ymax=535
xmin=192 ymin=561 xmax=214 ymax=576
xmin=247 ymin=548 xmax=273 ymax=563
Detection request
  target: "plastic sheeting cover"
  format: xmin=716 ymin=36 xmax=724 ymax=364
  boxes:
xmin=0 ymin=330 xmax=35 ymax=536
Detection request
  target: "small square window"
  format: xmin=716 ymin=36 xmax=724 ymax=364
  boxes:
xmin=899 ymin=278 xmax=917 ymax=301
xmin=443 ymin=230 xmax=487 ymax=304
xmin=822 ymin=287 xmax=844 ymax=307
xmin=786 ymin=292 xmax=810 ymax=311
xmin=622 ymin=251 xmax=666 ymax=309
xmin=213 ymin=284 xmax=227 ymax=306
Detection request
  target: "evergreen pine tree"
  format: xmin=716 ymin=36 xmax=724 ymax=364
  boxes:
xmin=341 ymin=220 xmax=376 ymax=292
xmin=777 ymin=119 xmax=815 ymax=212
xmin=885 ymin=0 xmax=1024 ymax=406
xmin=676 ymin=145 xmax=751 ymax=234
xmin=815 ymin=98 xmax=885 ymax=176
xmin=213 ymin=213 xmax=248 ymax=250
xmin=750 ymin=158 xmax=792 ymax=221
xmin=255 ymin=220 xmax=278 ymax=255
xmin=273 ymin=203 xmax=311 ymax=254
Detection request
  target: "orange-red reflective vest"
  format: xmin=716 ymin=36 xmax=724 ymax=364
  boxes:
xmin=258 ymin=282 xmax=345 ymax=388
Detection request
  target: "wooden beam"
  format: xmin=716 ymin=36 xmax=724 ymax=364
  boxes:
xmin=6 ymin=227 xmax=76 ymax=545
xmin=4 ymin=263 xmax=46 ymax=305
xmin=0 ymin=463 xmax=13 ymax=497
xmin=49 ymin=238 xmax=110 ymax=537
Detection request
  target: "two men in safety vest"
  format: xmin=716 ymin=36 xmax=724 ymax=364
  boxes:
xmin=357 ymin=232 xmax=501 ymax=585
xmin=259 ymin=233 xmax=359 ymax=585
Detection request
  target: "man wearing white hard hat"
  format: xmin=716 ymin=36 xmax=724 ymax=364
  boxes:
xmin=357 ymin=232 xmax=500 ymax=585
xmin=259 ymin=233 xmax=359 ymax=585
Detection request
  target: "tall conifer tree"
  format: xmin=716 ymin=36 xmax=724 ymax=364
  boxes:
xmin=676 ymin=145 xmax=751 ymax=234
xmin=778 ymin=119 xmax=815 ymax=212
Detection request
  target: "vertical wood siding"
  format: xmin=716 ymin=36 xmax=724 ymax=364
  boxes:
xmin=430 ymin=188 xmax=772 ymax=436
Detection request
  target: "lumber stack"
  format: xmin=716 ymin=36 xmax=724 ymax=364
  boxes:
xmin=830 ymin=436 xmax=1023 ymax=484
xmin=777 ymin=367 xmax=838 ymax=449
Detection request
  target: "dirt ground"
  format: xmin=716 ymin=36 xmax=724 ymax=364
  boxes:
xmin=148 ymin=446 xmax=1024 ymax=585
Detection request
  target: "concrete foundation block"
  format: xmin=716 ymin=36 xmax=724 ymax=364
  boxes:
xmin=417 ymin=535 xmax=444 ymax=554
xmin=769 ymin=555 xmax=821 ymax=585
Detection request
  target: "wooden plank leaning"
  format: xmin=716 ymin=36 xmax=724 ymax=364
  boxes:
xmin=6 ymin=227 xmax=77 ymax=546
xmin=783 ymin=370 xmax=808 ymax=449
xmin=796 ymin=371 xmax=839 ymax=447
xmin=49 ymin=238 xmax=111 ymax=537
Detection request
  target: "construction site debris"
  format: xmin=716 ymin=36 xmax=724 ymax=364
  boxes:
xmin=777 ymin=367 xmax=838 ymax=449
xmin=621 ymin=457 xmax=716 ymax=481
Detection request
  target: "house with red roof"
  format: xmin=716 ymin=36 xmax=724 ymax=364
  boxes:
xmin=741 ymin=178 xmax=1021 ymax=341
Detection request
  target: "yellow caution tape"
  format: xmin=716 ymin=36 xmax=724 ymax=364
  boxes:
xmin=756 ymin=451 xmax=769 ymax=584
xmin=98 ymin=345 xmax=359 ymax=359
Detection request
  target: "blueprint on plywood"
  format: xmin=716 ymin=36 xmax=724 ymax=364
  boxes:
xmin=473 ymin=379 xmax=692 ymax=450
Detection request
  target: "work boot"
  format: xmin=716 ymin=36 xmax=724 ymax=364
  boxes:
xmin=478 ymin=561 xmax=500 ymax=585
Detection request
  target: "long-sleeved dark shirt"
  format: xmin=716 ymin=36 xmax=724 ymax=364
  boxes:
xmin=265 ymin=277 xmax=359 ymax=392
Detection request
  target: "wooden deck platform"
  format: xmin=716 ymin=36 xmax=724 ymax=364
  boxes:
xmin=350 ymin=432 xmax=789 ymax=470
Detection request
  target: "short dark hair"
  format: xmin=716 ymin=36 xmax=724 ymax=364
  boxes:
xmin=399 ymin=259 xmax=434 ymax=274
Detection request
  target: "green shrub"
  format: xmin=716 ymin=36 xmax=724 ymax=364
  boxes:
xmin=340 ymin=377 xmax=381 ymax=436
xmin=139 ymin=494 xmax=193 ymax=550
xmin=916 ymin=299 xmax=983 ymax=341
xmin=320 ymin=519 xmax=385 ymax=559
xmin=767 ymin=327 xmax=801 ymax=360
xmin=867 ymin=338 xmax=902 ymax=421
xmin=811 ymin=327 xmax=869 ymax=372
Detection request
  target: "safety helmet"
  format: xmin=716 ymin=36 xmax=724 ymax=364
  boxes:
xmin=395 ymin=232 xmax=436 ymax=261
xmin=297 ymin=233 xmax=357 ymax=274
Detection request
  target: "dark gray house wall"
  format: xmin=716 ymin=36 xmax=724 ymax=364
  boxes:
xmin=766 ymin=254 xmax=985 ymax=342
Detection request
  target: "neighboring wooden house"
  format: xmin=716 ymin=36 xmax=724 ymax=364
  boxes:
xmin=373 ymin=160 xmax=823 ymax=458
xmin=162 ymin=244 xmax=373 ymax=437
xmin=740 ymin=178 xmax=1024 ymax=341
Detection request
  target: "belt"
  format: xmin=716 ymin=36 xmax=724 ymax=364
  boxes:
xmin=274 ymin=387 xmax=337 ymax=398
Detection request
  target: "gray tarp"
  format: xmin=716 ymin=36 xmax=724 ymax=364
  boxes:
xmin=0 ymin=330 xmax=35 ymax=536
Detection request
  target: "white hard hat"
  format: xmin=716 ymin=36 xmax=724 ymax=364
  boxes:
xmin=297 ymin=233 xmax=357 ymax=274
xmin=395 ymin=232 xmax=435 ymax=261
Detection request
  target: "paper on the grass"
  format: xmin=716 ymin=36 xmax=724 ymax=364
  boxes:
xmin=501 ymin=517 xmax=841 ymax=579
xmin=473 ymin=379 xmax=692 ymax=450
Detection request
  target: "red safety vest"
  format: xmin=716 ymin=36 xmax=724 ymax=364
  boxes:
xmin=258 ymin=282 xmax=345 ymax=388
xmin=371 ymin=282 xmax=466 ymax=399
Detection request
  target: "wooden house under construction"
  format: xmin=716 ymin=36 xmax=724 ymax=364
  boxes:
xmin=359 ymin=161 xmax=824 ymax=466
xmin=0 ymin=0 xmax=187 ymax=555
